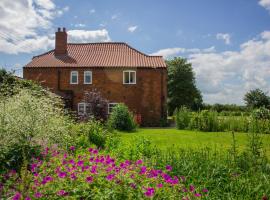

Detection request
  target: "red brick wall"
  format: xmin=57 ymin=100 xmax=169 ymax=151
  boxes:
xmin=23 ymin=67 xmax=167 ymax=126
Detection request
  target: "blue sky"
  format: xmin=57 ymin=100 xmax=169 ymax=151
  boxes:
xmin=1 ymin=0 xmax=270 ymax=104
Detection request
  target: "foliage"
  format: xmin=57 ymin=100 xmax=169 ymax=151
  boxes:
xmin=83 ymin=89 xmax=109 ymax=121
xmin=71 ymin=121 xmax=109 ymax=149
xmin=175 ymin=108 xmax=270 ymax=134
xmin=244 ymin=88 xmax=270 ymax=109
xmin=0 ymin=88 xmax=73 ymax=172
xmin=117 ymin=131 xmax=270 ymax=199
xmin=107 ymin=103 xmax=137 ymax=132
xmin=0 ymin=147 xmax=207 ymax=200
xmin=203 ymin=103 xmax=248 ymax=113
xmin=175 ymin=106 xmax=191 ymax=129
xmin=166 ymin=57 xmax=203 ymax=115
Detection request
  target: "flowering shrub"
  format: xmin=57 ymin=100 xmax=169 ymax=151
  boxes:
xmin=1 ymin=147 xmax=208 ymax=199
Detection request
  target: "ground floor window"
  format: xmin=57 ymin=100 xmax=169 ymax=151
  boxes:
xmin=78 ymin=102 xmax=90 ymax=114
xmin=108 ymin=103 xmax=118 ymax=114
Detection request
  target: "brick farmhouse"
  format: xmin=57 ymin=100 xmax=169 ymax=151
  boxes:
xmin=23 ymin=28 xmax=167 ymax=126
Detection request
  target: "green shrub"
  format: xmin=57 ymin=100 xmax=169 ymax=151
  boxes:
xmin=71 ymin=121 xmax=109 ymax=149
xmin=0 ymin=88 xmax=73 ymax=171
xmin=107 ymin=103 xmax=137 ymax=132
xmin=175 ymin=106 xmax=190 ymax=129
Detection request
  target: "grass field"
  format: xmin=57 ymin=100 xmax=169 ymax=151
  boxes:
xmin=119 ymin=128 xmax=270 ymax=157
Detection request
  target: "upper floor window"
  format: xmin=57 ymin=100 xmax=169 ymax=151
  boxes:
xmin=70 ymin=71 xmax=78 ymax=84
xmin=84 ymin=71 xmax=92 ymax=84
xmin=123 ymin=70 xmax=136 ymax=84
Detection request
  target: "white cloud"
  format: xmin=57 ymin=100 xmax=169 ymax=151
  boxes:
xmin=68 ymin=29 xmax=111 ymax=43
xmin=151 ymin=46 xmax=215 ymax=58
xmin=90 ymin=9 xmax=95 ymax=14
xmin=74 ymin=23 xmax=86 ymax=28
xmin=216 ymin=33 xmax=231 ymax=45
xmin=0 ymin=0 xmax=68 ymax=54
xmin=152 ymin=31 xmax=270 ymax=104
xmin=128 ymin=26 xmax=138 ymax=33
xmin=111 ymin=14 xmax=120 ymax=20
xmin=259 ymin=0 xmax=270 ymax=12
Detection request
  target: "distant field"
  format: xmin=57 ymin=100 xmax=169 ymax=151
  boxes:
xmin=119 ymin=128 xmax=270 ymax=157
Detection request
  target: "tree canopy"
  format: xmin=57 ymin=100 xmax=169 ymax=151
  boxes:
xmin=244 ymin=88 xmax=270 ymax=109
xmin=166 ymin=57 xmax=202 ymax=115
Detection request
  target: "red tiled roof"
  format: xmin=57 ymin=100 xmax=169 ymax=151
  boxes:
xmin=25 ymin=42 xmax=166 ymax=68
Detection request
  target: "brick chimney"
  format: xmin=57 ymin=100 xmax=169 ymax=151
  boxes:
xmin=55 ymin=27 xmax=67 ymax=56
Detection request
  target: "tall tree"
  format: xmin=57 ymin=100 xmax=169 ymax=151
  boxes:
xmin=167 ymin=57 xmax=202 ymax=115
xmin=244 ymin=88 xmax=270 ymax=109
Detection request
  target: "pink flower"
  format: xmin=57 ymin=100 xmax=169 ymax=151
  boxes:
xmin=194 ymin=193 xmax=201 ymax=197
xmin=140 ymin=166 xmax=147 ymax=174
xmin=58 ymin=171 xmax=67 ymax=178
xmin=165 ymin=165 xmax=172 ymax=171
xmin=202 ymin=188 xmax=208 ymax=193
xmin=88 ymin=148 xmax=93 ymax=153
xmin=90 ymin=165 xmax=98 ymax=174
xmin=70 ymin=173 xmax=77 ymax=180
xmin=70 ymin=146 xmax=75 ymax=151
xmin=86 ymin=176 xmax=93 ymax=183
xmin=57 ymin=190 xmax=68 ymax=196
xmin=77 ymin=160 xmax=84 ymax=167
xmin=12 ymin=192 xmax=21 ymax=200
xmin=157 ymin=183 xmax=163 ymax=188
xmin=25 ymin=197 xmax=31 ymax=200
xmin=136 ymin=159 xmax=143 ymax=165
xmin=144 ymin=187 xmax=155 ymax=197
xmin=93 ymin=149 xmax=98 ymax=154
xmin=34 ymin=192 xmax=42 ymax=198
xmin=106 ymin=174 xmax=115 ymax=181
xmin=189 ymin=185 xmax=195 ymax=192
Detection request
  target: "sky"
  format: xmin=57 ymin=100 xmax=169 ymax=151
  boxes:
xmin=0 ymin=0 xmax=270 ymax=105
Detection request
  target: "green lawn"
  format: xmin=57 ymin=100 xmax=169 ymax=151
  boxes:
xmin=119 ymin=128 xmax=270 ymax=157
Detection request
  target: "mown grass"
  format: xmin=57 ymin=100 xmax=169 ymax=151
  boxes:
xmin=119 ymin=128 xmax=270 ymax=157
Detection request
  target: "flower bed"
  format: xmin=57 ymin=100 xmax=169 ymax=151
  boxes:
xmin=1 ymin=146 xmax=208 ymax=199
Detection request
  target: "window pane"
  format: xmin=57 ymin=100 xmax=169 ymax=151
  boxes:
xmin=124 ymin=72 xmax=129 ymax=83
xmin=84 ymin=72 xmax=92 ymax=83
xmin=130 ymin=72 xmax=135 ymax=83
xmin=78 ymin=103 xmax=85 ymax=113
xmin=71 ymin=72 xmax=77 ymax=83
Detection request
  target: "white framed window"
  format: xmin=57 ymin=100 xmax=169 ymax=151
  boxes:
xmin=108 ymin=103 xmax=118 ymax=114
xmin=78 ymin=103 xmax=90 ymax=114
xmin=123 ymin=70 xmax=136 ymax=84
xmin=84 ymin=71 xmax=92 ymax=84
xmin=70 ymin=71 xmax=78 ymax=84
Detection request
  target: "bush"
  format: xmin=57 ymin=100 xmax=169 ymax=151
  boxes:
xmin=107 ymin=103 xmax=137 ymax=132
xmin=71 ymin=121 xmax=109 ymax=149
xmin=0 ymin=88 xmax=73 ymax=171
xmin=175 ymin=106 xmax=191 ymax=129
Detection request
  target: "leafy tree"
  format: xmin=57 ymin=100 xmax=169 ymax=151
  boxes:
xmin=83 ymin=89 xmax=109 ymax=121
xmin=244 ymin=88 xmax=270 ymax=109
xmin=167 ymin=57 xmax=202 ymax=115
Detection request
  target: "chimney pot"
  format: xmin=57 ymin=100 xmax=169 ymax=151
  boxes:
xmin=63 ymin=27 xmax=66 ymax=32
xmin=58 ymin=27 xmax=61 ymax=32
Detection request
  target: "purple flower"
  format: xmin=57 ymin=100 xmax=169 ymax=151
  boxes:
xmin=202 ymin=188 xmax=208 ymax=193
xmin=88 ymin=148 xmax=93 ymax=153
xmin=130 ymin=183 xmax=136 ymax=189
xmin=58 ymin=171 xmax=67 ymax=178
xmin=144 ymin=187 xmax=155 ymax=197
xmin=140 ymin=166 xmax=147 ymax=174
xmin=86 ymin=176 xmax=93 ymax=183
xmin=93 ymin=149 xmax=98 ymax=154
xmin=157 ymin=183 xmax=163 ymax=188
xmin=90 ymin=165 xmax=98 ymax=174
xmin=12 ymin=192 xmax=21 ymax=200
xmin=34 ymin=192 xmax=42 ymax=198
xmin=57 ymin=190 xmax=68 ymax=196
xmin=106 ymin=174 xmax=115 ymax=181
xmin=70 ymin=146 xmax=75 ymax=151
xmin=70 ymin=173 xmax=77 ymax=180
xmin=136 ymin=159 xmax=143 ymax=165
xmin=194 ymin=193 xmax=201 ymax=197
xmin=166 ymin=165 xmax=172 ymax=171
xmin=189 ymin=185 xmax=195 ymax=192
xmin=77 ymin=160 xmax=84 ymax=167
xmin=25 ymin=197 xmax=32 ymax=200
